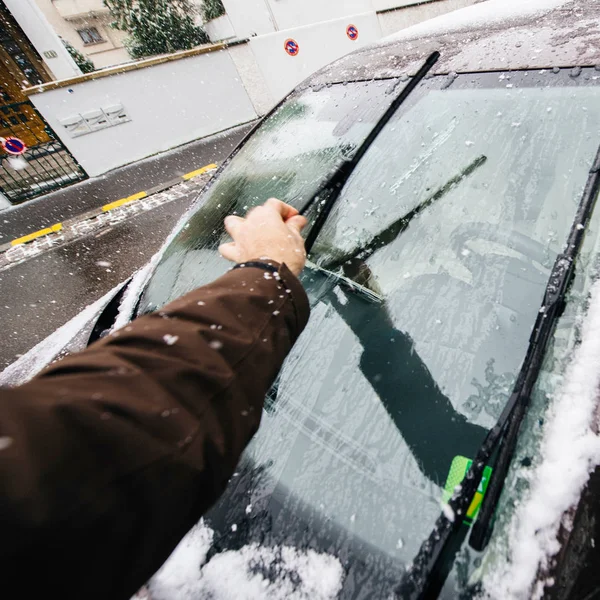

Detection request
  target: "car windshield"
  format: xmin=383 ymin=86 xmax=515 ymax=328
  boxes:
xmin=138 ymin=69 xmax=600 ymax=597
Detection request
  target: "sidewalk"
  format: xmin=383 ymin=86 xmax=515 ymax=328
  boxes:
xmin=0 ymin=122 xmax=254 ymax=245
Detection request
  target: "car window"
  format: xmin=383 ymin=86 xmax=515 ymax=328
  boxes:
xmin=315 ymin=81 xmax=600 ymax=429
xmin=138 ymin=80 xmax=397 ymax=313
xmin=137 ymin=70 xmax=600 ymax=597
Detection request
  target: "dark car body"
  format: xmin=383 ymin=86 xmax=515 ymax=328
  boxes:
xmin=3 ymin=1 xmax=600 ymax=598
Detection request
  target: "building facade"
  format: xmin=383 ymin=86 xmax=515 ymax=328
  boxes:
xmin=34 ymin=0 xmax=130 ymax=69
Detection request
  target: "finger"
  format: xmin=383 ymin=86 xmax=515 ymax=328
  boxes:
xmin=218 ymin=242 xmax=239 ymax=262
xmin=285 ymin=214 xmax=307 ymax=234
xmin=264 ymin=198 xmax=299 ymax=220
xmin=224 ymin=215 xmax=244 ymax=238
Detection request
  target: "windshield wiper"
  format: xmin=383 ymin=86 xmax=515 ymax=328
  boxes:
xmin=397 ymin=142 xmax=600 ymax=600
xmin=299 ymin=51 xmax=440 ymax=254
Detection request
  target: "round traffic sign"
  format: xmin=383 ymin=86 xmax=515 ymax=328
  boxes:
xmin=2 ymin=136 xmax=27 ymax=156
xmin=346 ymin=24 xmax=359 ymax=41
xmin=284 ymin=38 xmax=299 ymax=57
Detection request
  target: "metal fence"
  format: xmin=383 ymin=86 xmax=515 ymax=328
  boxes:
xmin=0 ymin=100 xmax=87 ymax=203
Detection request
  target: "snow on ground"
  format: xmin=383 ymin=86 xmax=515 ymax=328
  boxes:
xmin=141 ymin=521 xmax=343 ymax=600
xmin=384 ymin=0 xmax=569 ymax=41
xmin=482 ymin=278 xmax=600 ymax=599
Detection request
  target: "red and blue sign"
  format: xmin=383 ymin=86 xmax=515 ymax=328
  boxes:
xmin=1 ymin=136 xmax=26 ymax=156
xmin=284 ymin=38 xmax=299 ymax=56
xmin=346 ymin=24 xmax=359 ymax=41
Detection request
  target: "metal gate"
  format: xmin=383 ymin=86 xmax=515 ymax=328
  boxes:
xmin=0 ymin=1 xmax=87 ymax=204
xmin=0 ymin=99 xmax=87 ymax=204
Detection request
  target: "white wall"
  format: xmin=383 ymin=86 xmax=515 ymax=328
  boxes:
xmin=222 ymin=0 xmax=374 ymax=34
xmin=205 ymin=14 xmax=237 ymax=42
xmin=371 ymin=0 xmax=432 ymax=10
xmin=4 ymin=0 xmax=81 ymax=80
xmin=221 ymin=0 xmax=479 ymax=37
xmin=29 ymin=50 xmax=258 ymax=177
xmin=220 ymin=0 xmax=276 ymax=38
xmin=249 ymin=12 xmax=382 ymax=101
xmin=377 ymin=0 xmax=478 ymax=36
xmin=267 ymin=0 xmax=372 ymax=30
xmin=228 ymin=43 xmax=275 ymax=115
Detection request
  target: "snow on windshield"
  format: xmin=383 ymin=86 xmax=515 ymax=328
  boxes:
xmin=482 ymin=278 xmax=600 ymax=599
xmin=139 ymin=520 xmax=343 ymax=600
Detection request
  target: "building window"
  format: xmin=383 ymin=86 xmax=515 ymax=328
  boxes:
xmin=77 ymin=27 xmax=104 ymax=45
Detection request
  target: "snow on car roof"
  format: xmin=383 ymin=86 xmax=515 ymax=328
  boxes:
xmin=306 ymin=0 xmax=600 ymax=86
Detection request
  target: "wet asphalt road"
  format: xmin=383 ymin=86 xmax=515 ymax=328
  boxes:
xmin=0 ymin=122 xmax=254 ymax=243
xmin=0 ymin=195 xmax=190 ymax=370
xmin=0 ymin=124 xmax=252 ymax=371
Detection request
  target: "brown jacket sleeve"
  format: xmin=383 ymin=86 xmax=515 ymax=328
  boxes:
xmin=0 ymin=263 xmax=309 ymax=599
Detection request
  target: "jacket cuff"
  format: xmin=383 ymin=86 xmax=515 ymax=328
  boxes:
xmin=232 ymin=259 xmax=310 ymax=334
xmin=276 ymin=262 xmax=310 ymax=334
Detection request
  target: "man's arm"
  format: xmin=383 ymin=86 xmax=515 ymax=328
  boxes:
xmin=0 ymin=200 xmax=308 ymax=599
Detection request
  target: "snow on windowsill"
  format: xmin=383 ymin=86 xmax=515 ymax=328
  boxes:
xmin=482 ymin=277 xmax=600 ymax=599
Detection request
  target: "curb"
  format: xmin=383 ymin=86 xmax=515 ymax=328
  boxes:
xmin=0 ymin=163 xmax=217 ymax=253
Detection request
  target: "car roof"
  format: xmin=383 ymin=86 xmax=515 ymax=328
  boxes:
xmin=305 ymin=0 xmax=600 ymax=87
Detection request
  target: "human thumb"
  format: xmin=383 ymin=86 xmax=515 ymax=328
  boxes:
xmin=224 ymin=215 xmax=244 ymax=239
xmin=285 ymin=215 xmax=307 ymax=234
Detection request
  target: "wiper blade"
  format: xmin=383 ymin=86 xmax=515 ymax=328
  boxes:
xmin=469 ymin=143 xmax=600 ymax=550
xmin=299 ymin=51 xmax=440 ymax=254
xmin=397 ymin=142 xmax=600 ymax=600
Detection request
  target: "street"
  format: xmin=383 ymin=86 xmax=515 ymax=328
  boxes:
xmin=0 ymin=124 xmax=251 ymax=370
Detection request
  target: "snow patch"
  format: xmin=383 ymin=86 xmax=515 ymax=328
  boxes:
xmin=442 ymin=503 xmax=455 ymax=523
xmin=113 ymin=255 xmax=161 ymax=331
xmin=146 ymin=521 xmax=343 ymax=600
xmin=483 ymin=278 xmax=600 ymax=599
xmin=148 ymin=523 xmax=213 ymax=599
xmin=163 ymin=335 xmax=179 ymax=346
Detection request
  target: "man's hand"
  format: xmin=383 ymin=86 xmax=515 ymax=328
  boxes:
xmin=219 ymin=198 xmax=307 ymax=276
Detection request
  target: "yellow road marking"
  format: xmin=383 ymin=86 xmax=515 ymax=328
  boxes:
xmin=182 ymin=163 xmax=217 ymax=180
xmin=102 ymin=191 xmax=147 ymax=212
xmin=8 ymin=162 xmax=217 ymax=247
xmin=11 ymin=223 xmax=63 ymax=246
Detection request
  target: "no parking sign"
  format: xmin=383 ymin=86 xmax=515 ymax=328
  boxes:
xmin=1 ymin=136 xmax=27 ymax=156
xmin=284 ymin=38 xmax=300 ymax=56
xmin=346 ymin=24 xmax=359 ymax=41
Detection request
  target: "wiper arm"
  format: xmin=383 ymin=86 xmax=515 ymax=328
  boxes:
xmin=397 ymin=142 xmax=600 ymax=600
xmin=300 ymin=51 xmax=440 ymax=254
